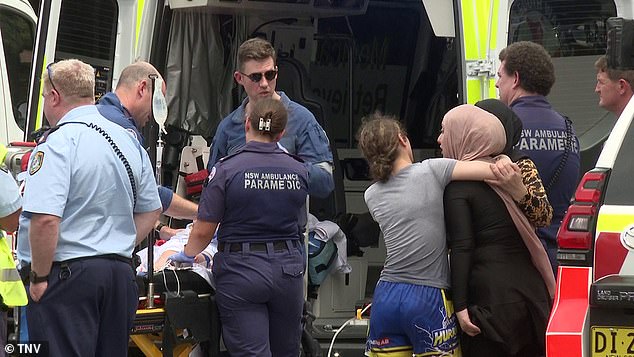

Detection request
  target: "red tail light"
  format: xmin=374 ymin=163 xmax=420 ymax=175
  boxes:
xmin=558 ymin=170 xmax=608 ymax=252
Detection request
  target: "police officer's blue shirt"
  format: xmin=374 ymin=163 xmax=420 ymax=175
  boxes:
xmin=199 ymin=141 xmax=309 ymax=243
xmin=19 ymin=105 xmax=161 ymax=262
xmin=511 ymin=95 xmax=581 ymax=244
xmin=97 ymin=91 xmax=173 ymax=211
xmin=208 ymin=92 xmax=333 ymax=198
xmin=0 ymin=168 xmax=21 ymax=240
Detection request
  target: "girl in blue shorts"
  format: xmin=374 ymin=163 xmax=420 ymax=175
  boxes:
xmin=358 ymin=110 xmax=516 ymax=356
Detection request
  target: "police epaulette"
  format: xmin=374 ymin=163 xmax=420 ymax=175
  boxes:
xmin=31 ymin=126 xmax=51 ymax=143
xmin=33 ymin=122 xmax=74 ymax=144
xmin=33 ymin=126 xmax=62 ymax=144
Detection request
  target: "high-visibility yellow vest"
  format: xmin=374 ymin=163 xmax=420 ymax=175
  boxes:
xmin=0 ymin=144 xmax=7 ymax=164
xmin=0 ymin=236 xmax=27 ymax=307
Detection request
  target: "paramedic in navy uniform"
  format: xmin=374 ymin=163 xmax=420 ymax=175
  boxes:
xmin=172 ymin=98 xmax=309 ymax=357
xmin=21 ymin=59 xmax=161 ymax=356
xmin=97 ymin=61 xmax=198 ymax=232
xmin=496 ymin=41 xmax=580 ymax=276
xmin=207 ymin=37 xmax=333 ymax=198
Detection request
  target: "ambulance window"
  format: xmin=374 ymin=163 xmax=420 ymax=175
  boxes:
xmin=55 ymin=0 xmax=117 ymax=100
xmin=508 ymin=0 xmax=617 ymax=57
xmin=603 ymin=122 xmax=634 ymax=204
xmin=0 ymin=6 xmax=35 ymax=131
xmin=311 ymin=3 xmax=446 ymax=149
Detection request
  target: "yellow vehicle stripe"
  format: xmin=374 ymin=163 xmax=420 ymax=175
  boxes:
xmin=461 ymin=0 xmax=499 ymax=59
xmin=35 ymin=59 xmax=48 ymax=132
xmin=467 ymin=79 xmax=481 ymax=103
xmin=466 ymin=79 xmax=497 ymax=104
xmin=135 ymin=0 xmax=145 ymax=52
xmin=461 ymin=0 xmax=477 ymax=60
xmin=489 ymin=0 xmax=499 ymax=52
xmin=596 ymin=205 xmax=634 ymax=233
xmin=462 ymin=0 xmax=499 ymax=104
xmin=488 ymin=79 xmax=496 ymax=97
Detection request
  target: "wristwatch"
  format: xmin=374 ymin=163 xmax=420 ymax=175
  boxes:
xmin=155 ymin=223 xmax=166 ymax=233
xmin=29 ymin=270 xmax=49 ymax=283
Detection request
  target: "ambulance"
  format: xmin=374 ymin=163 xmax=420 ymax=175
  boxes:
xmin=5 ymin=0 xmax=634 ymax=355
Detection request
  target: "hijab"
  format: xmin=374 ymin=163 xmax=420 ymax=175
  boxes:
xmin=442 ymin=104 xmax=556 ymax=298
xmin=475 ymin=99 xmax=529 ymax=162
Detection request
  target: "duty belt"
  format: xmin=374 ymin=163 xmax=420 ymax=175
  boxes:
xmin=218 ymin=240 xmax=299 ymax=253
xmin=19 ymin=253 xmax=134 ymax=284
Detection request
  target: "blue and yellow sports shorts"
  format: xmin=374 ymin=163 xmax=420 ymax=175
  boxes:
xmin=366 ymin=281 xmax=460 ymax=356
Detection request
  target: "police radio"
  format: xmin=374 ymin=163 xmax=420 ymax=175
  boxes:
xmin=606 ymin=17 xmax=634 ymax=70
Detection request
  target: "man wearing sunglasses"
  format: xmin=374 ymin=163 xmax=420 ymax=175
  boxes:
xmin=208 ymin=37 xmax=334 ymax=199
xmin=97 ymin=61 xmax=198 ymax=237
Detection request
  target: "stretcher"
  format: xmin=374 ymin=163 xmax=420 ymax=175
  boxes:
xmin=130 ymin=269 xmax=221 ymax=357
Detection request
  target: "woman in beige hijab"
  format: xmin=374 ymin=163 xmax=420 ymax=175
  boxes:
xmin=440 ymin=104 xmax=554 ymax=357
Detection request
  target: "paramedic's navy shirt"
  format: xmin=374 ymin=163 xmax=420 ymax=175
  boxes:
xmin=511 ymin=95 xmax=580 ymax=244
xmin=199 ymin=141 xmax=309 ymax=243
xmin=97 ymin=92 xmax=144 ymax=144
xmin=97 ymin=92 xmax=173 ymax=211
xmin=208 ymin=92 xmax=333 ymax=198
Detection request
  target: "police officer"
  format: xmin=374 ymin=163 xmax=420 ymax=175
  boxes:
xmin=20 ymin=59 xmax=161 ymax=355
xmin=172 ymin=98 xmax=309 ymax=357
xmin=208 ymin=37 xmax=333 ymax=198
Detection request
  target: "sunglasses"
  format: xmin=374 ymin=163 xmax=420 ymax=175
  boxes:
xmin=240 ymin=69 xmax=278 ymax=83
xmin=47 ymin=63 xmax=59 ymax=94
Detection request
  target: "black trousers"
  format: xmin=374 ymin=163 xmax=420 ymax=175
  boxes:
xmin=27 ymin=257 xmax=137 ymax=357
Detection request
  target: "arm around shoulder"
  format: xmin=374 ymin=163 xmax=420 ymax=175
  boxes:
xmin=452 ymin=160 xmax=497 ymax=181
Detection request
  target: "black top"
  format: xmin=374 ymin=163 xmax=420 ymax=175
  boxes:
xmin=444 ymin=181 xmax=551 ymax=354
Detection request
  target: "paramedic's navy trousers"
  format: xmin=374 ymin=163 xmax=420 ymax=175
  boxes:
xmin=213 ymin=241 xmax=305 ymax=357
xmin=26 ymin=257 xmax=137 ymax=356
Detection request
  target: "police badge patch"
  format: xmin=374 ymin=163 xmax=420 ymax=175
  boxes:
xmin=29 ymin=151 xmax=44 ymax=175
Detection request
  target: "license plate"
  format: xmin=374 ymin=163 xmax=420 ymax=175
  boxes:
xmin=592 ymin=326 xmax=634 ymax=356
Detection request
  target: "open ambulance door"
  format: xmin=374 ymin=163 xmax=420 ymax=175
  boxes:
xmin=454 ymin=0 xmax=508 ymax=104
xmin=25 ymin=0 xmax=62 ymax=140
xmin=24 ymin=0 xmax=158 ymax=141
xmin=0 ymin=0 xmax=36 ymax=144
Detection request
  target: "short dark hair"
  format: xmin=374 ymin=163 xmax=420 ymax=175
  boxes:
xmin=499 ymin=41 xmax=555 ymax=96
xmin=238 ymin=38 xmax=276 ymax=72
xmin=248 ymin=98 xmax=287 ymax=138
xmin=595 ymin=55 xmax=634 ymax=87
